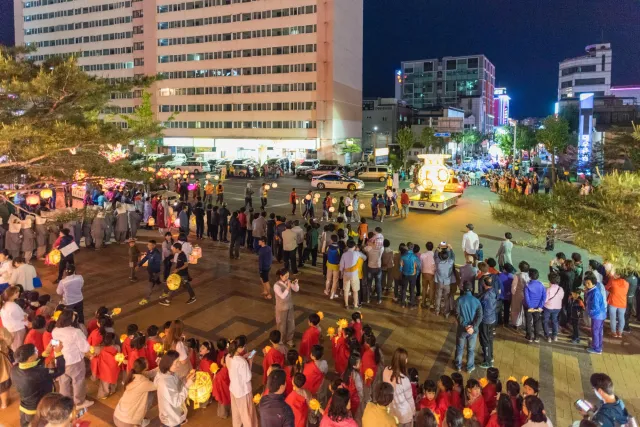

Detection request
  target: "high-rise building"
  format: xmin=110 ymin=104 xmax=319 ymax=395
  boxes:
xmin=362 ymin=98 xmax=414 ymax=152
xmin=14 ymin=0 xmax=363 ymax=162
xmin=398 ymin=54 xmax=495 ymax=133
xmin=558 ymin=43 xmax=612 ymax=101
xmin=493 ymin=87 xmax=510 ymax=127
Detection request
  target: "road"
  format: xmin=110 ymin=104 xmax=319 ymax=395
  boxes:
xmin=206 ymin=174 xmax=594 ymax=272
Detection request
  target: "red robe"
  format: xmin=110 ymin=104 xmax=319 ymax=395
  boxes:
xmin=199 ymin=358 xmax=215 ymax=380
xmin=157 ymin=203 xmax=167 ymax=228
xmin=451 ymin=386 xmax=464 ymax=410
xmin=418 ymin=396 xmax=437 ymax=412
xmin=360 ymin=345 xmax=377 ymax=386
xmin=284 ymin=366 xmax=294 ymax=396
xmin=262 ymin=347 xmax=285 ymax=384
xmin=350 ymin=321 xmax=363 ymax=342
xmin=87 ymin=318 xmax=99 ymax=335
xmin=467 ymin=396 xmax=488 ymax=427
xmin=299 ymin=326 xmax=320 ymax=360
xmin=511 ymin=397 xmax=524 ymax=427
xmin=145 ymin=338 xmax=161 ymax=370
xmin=93 ymin=346 xmax=120 ymax=385
xmin=435 ymin=391 xmax=451 ymax=427
xmin=482 ymin=383 xmax=498 ymax=413
xmin=332 ymin=336 xmax=349 ymax=376
xmin=122 ymin=337 xmax=132 ymax=359
xmin=346 ymin=373 xmax=361 ymax=416
xmin=302 ymin=361 xmax=324 ymax=395
xmin=212 ymin=366 xmax=231 ymax=406
xmin=87 ymin=329 xmax=103 ymax=347
xmin=127 ymin=348 xmax=147 ymax=372
xmin=486 ymin=413 xmax=500 ymax=427
xmin=24 ymin=329 xmax=44 ymax=354
xmin=285 ymin=390 xmax=309 ymax=427
xmin=42 ymin=331 xmax=54 ymax=365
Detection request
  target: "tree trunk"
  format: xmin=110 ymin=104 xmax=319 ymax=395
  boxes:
xmin=550 ymin=148 xmax=556 ymax=188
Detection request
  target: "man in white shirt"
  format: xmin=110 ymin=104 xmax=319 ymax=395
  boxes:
xmin=291 ymin=220 xmax=305 ymax=268
xmin=281 ymin=222 xmax=299 ymax=274
xmin=364 ymin=240 xmax=383 ymax=303
xmin=339 ymin=241 xmax=367 ymax=309
xmin=462 ymin=223 xmax=480 ymax=266
xmin=420 ymin=242 xmax=437 ymax=308
xmin=56 ymin=264 xmax=85 ymax=323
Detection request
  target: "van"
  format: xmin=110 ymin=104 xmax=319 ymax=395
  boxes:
xmin=173 ymin=153 xmax=187 ymax=162
xmin=356 ymin=165 xmax=390 ymax=182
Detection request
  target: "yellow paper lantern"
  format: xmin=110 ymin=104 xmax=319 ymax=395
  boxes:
xmin=359 ymin=203 xmax=365 ymax=210
xmin=347 ymin=206 xmax=353 ymax=211
xmin=327 ymin=327 xmax=335 ymax=337
xmin=521 ymin=376 xmax=529 ymax=385
xmin=115 ymin=353 xmax=126 ymax=365
xmin=410 ymin=182 xmax=415 ymax=189
xmin=332 ymin=198 xmax=337 ymax=204
xmin=26 ymin=194 xmax=40 ymax=205
xmin=190 ymin=174 xmax=195 ymax=179
xmin=364 ymin=368 xmax=374 ymax=381
xmin=209 ymin=362 xmax=220 ymax=374
xmin=463 ymin=408 xmax=474 ymax=419
xmin=297 ymin=356 xmax=303 ymax=365
xmin=167 ymin=274 xmax=182 ymax=290
xmin=159 ymin=332 xmax=166 ymax=339
xmin=148 ymin=217 xmax=155 ymax=227
xmin=264 ymin=184 xmax=270 ymax=191
xmin=507 ymin=376 xmax=517 ymax=383
xmin=188 ymin=371 xmax=213 ymax=407
xmin=309 ymin=399 xmax=321 ymax=412
xmin=272 ymin=183 xmax=278 ymax=188
xmin=90 ymin=346 xmax=95 ymax=354
xmin=252 ymin=393 xmax=262 ymax=405
xmin=316 ymin=311 xmax=324 ymax=320
xmin=111 ymin=308 xmax=122 ymax=316
xmin=337 ymin=319 xmax=348 ymax=329
xmin=192 ymin=246 xmax=202 ymax=258
xmin=40 ymin=188 xmax=53 ymax=199
xmin=314 ymin=193 xmax=320 ymax=199
xmin=120 ymin=334 xmax=128 ymax=343
xmin=52 ymin=310 xmax=61 ymax=321
xmin=263 ymin=345 xmax=272 ymax=354
xmin=479 ymin=377 xmax=488 ymax=388
xmin=48 ymin=249 xmax=62 ymax=265
xmin=153 ymin=343 xmax=164 ymax=354
xmin=329 ymin=207 xmax=335 ymax=213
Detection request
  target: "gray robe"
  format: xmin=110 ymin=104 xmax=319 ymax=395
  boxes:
xmin=128 ymin=211 xmax=142 ymax=239
xmin=21 ymin=227 xmax=36 ymax=252
xmin=5 ymin=231 xmax=21 ymax=259
xmin=104 ymin=212 xmax=114 ymax=242
xmin=82 ymin=216 xmax=93 ymax=247
xmin=0 ymin=227 xmax=5 ymax=251
xmin=91 ymin=217 xmax=106 ymax=248
xmin=35 ymin=224 xmax=48 ymax=259
xmin=496 ymin=240 xmax=513 ymax=268
xmin=114 ymin=212 xmax=128 ymax=242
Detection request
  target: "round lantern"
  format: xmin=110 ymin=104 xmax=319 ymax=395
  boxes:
xmin=213 ymin=175 xmax=220 ymax=180
xmin=192 ymin=246 xmax=202 ymax=259
xmin=206 ymin=174 xmax=211 ymax=179
xmin=359 ymin=203 xmax=365 ymax=210
xmin=26 ymin=194 xmax=40 ymax=205
xmin=272 ymin=183 xmax=278 ymax=188
xmin=189 ymin=216 xmax=196 ymax=228
xmin=48 ymin=249 xmax=62 ymax=265
xmin=40 ymin=188 xmax=53 ymax=199
xmin=329 ymin=207 xmax=335 ymax=213
xmin=332 ymin=198 xmax=337 ymax=204
xmin=188 ymin=371 xmax=213 ymax=408
xmin=410 ymin=182 xmax=416 ymax=189
xmin=347 ymin=206 xmax=353 ymax=212
xmin=183 ymin=174 xmax=188 ymax=179
xmin=167 ymin=274 xmax=182 ymax=291
xmin=305 ymin=195 xmax=311 ymax=200
xmin=314 ymin=193 xmax=320 ymax=199
xmin=190 ymin=174 xmax=195 ymax=179
xmin=264 ymin=185 xmax=270 ymax=191
xmin=295 ymin=199 xmax=299 ymax=205
xmin=148 ymin=217 xmax=155 ymax=227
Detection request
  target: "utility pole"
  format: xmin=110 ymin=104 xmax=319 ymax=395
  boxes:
xmin=509 ymin=119 xmax=518 ymax=160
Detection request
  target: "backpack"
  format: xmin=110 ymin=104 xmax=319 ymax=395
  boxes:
xmin=327 ymin=244 xmax=341 ymax=264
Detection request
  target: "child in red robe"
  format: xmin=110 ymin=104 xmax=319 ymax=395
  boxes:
xmin=436 ymin=375 xmax=454 ymax=426
xmin=127 ymin=334 xmax=147 ymax=373
xmin=92 ymin=332 xmax=120 ymax=399
xmin=349 ymin=312 xmax=363 ymax=342
xmin=466 ymin=378 xmax=488 ymax=427
xmin=186 ymin=337 xmax=199 ymax=370
xmin=215 ymin=338 xmax=228 ymax=365
xmin=285 ymin=348 xmax=303 ymax=396
xmin=121 ymin=324 xmax=138 ymax=361
xmin=506 ymin=379 xmax=524 ymax=427
xmin=212 ymin=356 xmax=231 ymax=419
xmin=198 ymin=341 xmax=217 ymax=380
xmin=88 ymin=316 xmax=114 ymax=347
xmin=451 ymin=372 xmax=465 ymax=410
xmin=303 ymin=344 xmax=328 ymax=396
xmin=285 ymin=373 xmax=312 ymax=427
xmin=145 ymin=325 xmax=161 ymax=370
xmin=24 ymin=315 xmax=45 ymax=354
xmin=418 ymin=379 xmax=438 ymax=412
xmin=332 ymin=326 xmax=353 ymax=376
xmin=262 ymin=330 xmax=287 ymax=384
xmin=86 ymin=306 xmax=109 ymax=335
xmin=486 ymin=394 xmax=514 ymax=427
xmin=42 ymin=321 xmax=55 ymax=367
xmin=343 ymin=353 xmax=363 ymax=421
xmin=299 ymin=313 xmax=321 ymax=361
xmin=482 ymin=367 xmax=502 ymax=414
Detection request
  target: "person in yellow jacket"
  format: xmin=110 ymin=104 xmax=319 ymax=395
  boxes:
xmin=204 ymin=181 xmax=214 ymax=205
xmin=362 ymin=383 xmax=398 ymax=427
xmin=215 ymin=181 xmax=224 ymax=205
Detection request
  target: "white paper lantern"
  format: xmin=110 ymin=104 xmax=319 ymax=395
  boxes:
xmin=264 ymin=185 xmax=270 ymax=190
xmin=213 ymin=175 xmax=220 ymax=180
xmin=272 ymin=183 xmax=278 ymax=188
xmin=329 ymin=207 xmax=335 ymax=213
xmin=347 ymin=206 xmax=353 ymax=211
xmin=359 ymin=203 xmax=365 ymax=210
xmin=206 ymin=174 xmax=211 ymax=179
xmin=314 ymin=193 xmax=320 ymax=199
xmin=305 ymin=194 xmax=312 ymax=200
xmin=332 ymin=198 xmax=337 ymax=204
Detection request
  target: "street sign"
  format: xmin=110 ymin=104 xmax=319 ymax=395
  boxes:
xmin=434 ymin=132 xmax=451 ymax=137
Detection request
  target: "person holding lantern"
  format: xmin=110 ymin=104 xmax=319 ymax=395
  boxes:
xmin=52 ymin=229 xmax=75 ymax=284
xmin=159 ymin=243 xmax=197 ymax=306
xmin=274 ymin=267 xmax=300 ymax=347
xmin=113 ymin=357 xmax=157 ymax=427
xmin=137 ymin=240 xmax=162 ymax=306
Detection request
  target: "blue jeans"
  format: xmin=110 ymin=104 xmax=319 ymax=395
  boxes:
xmin=608 ymin=306 xmax=626 ymax=333
xmin=455 ymin=328 xmax=477 ymax=370
xmin=367 ymin=268 xmax=382 ymax=301
xmin=543 ymin=308 xmax=561 ymax=338
xmin=591 ymin=318 xmax=604 ymax=352
xmin=399 ymin=274 xmax=417 ymax=306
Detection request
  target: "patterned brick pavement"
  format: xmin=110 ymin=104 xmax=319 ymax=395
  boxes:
xmin=2 ymin=231 xmax=639 ymax=427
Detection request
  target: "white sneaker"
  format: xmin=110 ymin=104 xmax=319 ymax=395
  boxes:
xmin=330 ymin=294 xmax=336 ymax=300
xmin=77 ymin=400 xmax=94 ymax=409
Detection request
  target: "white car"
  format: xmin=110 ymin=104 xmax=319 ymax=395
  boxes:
xmin=311 ymin=174 xmax=364 ymax=191
xmin=176 ymin=161 xmax=211 ymax=174
xmin=165 ymin=159 xmax=184 ymax=168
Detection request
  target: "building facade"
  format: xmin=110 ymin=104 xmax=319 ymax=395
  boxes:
xmin=493 ymin=87 xmax=510 ymax=127
xmin=558 ymin=43 xmax=612 ymax=101
xmin=14 ymin=0 xmax=363 ymax=162
xmin=399 ymin=54 xmax=495 ymax=133
xmin=362 ymin=97 xmax=413 ymax=152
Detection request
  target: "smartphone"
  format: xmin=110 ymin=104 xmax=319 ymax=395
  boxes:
xmin=247 ymin=350 xmax=257 ymax=359
xmin=50 ymin=339 xmax=60 ymax=346
xmin=575 ymin=399 xmax=593 ymax=412
xmin=76 ymin=407 xmax=87 ymax=418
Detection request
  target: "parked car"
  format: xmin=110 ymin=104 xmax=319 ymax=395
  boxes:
xmin=305 ymin=164 xmax=343 ymax=179
xmin=165 ymin=159 xmax=184 ymax=168
xmin=311 ymin=174 xmax=364 ymax=191
xmin=234 ymin=163 xmax=260 ymax=178
xmin=354 ymin=165 xmax=391 ymax=182
xmin=176 ymin=161 xmax=211 ymax=174
xmin=295 ymin=159 xmax=320 ymax=177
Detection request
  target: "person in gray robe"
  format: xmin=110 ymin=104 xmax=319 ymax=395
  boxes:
xmin=5 ymin=229 xmax=21 ymax=259
xmin=128 ymin=210 xmax=142 ymax=239
xmin=46 ymin=223 xmax=59 ymax=252
xmin=21 ymin=221 xmax=36 ymax=262
xmin=82 ymin=213 xmax=94 ymax=248
xmin=35 ymin=220 xmax=48 ymax=259
xmin=104 ymin=211 xmax=114 ymax=243
xmin=73 ymin=220 xmax=82 ymax=246
xmin=114 ymin=209 xmax=128 ymax=243
xmin=91 ymin=214 xmax=106 ymax=249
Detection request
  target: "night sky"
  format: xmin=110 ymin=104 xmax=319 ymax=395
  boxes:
xmin=1 ymin=0 xmax=639 ymax=118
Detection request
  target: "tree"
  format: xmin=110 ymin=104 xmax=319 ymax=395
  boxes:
xmin=336 ymin=138 xmax=362 ymax=155
xmin=462 ymin=129 xmax=481 ymax=156
xmin=491 ymin=171 xmax=640 ymax=273
xmin=419 ymin=126 xmax=438 ymax=153
xmin=396 ymin=127 xmax=414 ymax=169
xmin=559 ymin=103 xmax=580 ymax=134
xmin=0 ymin=46 xmax=155 ymax=182
xmin=603 ymin=130 xmax=640 ymax=171
xmin=495 ymin=126 xmax=514 ymax=157
xmin=516 ymin=125 xmax=538 ymax=154
xmin=451 ymin=132 xmax=463 ymax=156
xmin=121 ymin=90 xmax=175 ymax=156
xmin=537 ymin=116 xmax=570 ymax=186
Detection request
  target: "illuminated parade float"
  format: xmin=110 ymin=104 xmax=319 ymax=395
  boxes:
xmin=409 ymin=154 xmax=462 ymax=212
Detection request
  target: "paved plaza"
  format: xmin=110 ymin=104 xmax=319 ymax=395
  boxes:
xmin=2 ymin=180 xmax=639 ymax=427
